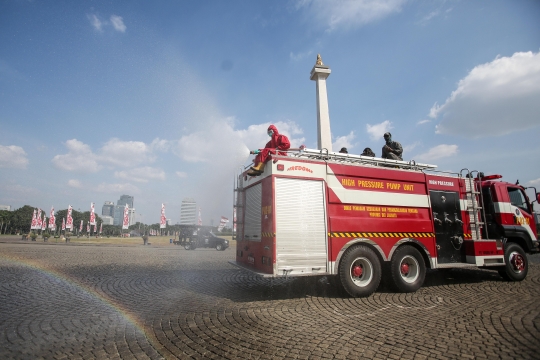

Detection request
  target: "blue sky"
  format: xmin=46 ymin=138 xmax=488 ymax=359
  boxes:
xmin=1 ymin=0 xmax=539 ymax=224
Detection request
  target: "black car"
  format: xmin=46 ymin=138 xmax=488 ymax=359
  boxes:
xmin=174 ymin=228 xmax=229 ymax=251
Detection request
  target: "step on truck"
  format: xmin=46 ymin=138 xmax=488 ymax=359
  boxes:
xmin=229 ymin=148 xmax=540 ymax=297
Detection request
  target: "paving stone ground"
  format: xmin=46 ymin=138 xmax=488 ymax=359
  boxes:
xmin=0 ymin=240 xmax=539 ymax=360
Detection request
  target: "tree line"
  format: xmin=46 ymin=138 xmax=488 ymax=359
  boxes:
xmin=0 ymin=206 xmax=233 ymax=236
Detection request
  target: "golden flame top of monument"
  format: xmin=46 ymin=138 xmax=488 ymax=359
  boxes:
xmin=316 ymin=54 xmax=323 ymax=66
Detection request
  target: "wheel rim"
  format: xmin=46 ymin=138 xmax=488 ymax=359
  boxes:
xmin=509 ymin=252 xmax=525 ymax=273
xmin=399 ymin=255 xmax=420 ymax=284
xmin=349 ymin=257 xmax=373 ymax=287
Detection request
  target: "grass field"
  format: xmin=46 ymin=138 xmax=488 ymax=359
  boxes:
xmin=0 ymin=234 xmax=236 ymax=247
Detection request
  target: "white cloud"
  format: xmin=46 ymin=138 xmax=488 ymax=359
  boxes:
xmin=174 ymin=120 xmax=305 ymax=163
xmin=95 ymin=182 xmax=139 ymax=194
xmin=99 ymin=138 xmax=155 ymax=167
xmin=110 ymin=15 xmax=126 ymax=32
xmin=528 ymin=178 xmax=540 ymax=186
xmin=52 ymin=139 xmax=101 ymax=173
xmin=150 ymin=138 xmax=170 ymax=152
xmin=88 ymin=14 xmax=103 ymax=31
xmin=431 ymin=51 xmax=540 ymax=138
xmin=0 ymin=183 xmax=39 ymax=202
xmin=0 ymin=145 xmax=28 ymax=169
xmin=366 ymin=120 xmax=393 ymax=141
xmin=67 ymin=179 xmax=83 ymax=188
xmin=332 ymin=131 xmax=356 ymax=152
xmin=414 ymin=144 xmax=458 ymax=162
xmin=417 ymin=119 xmax=431 ymax=125
xmin=52 ymin=138 xmax=161 ymax=173
xmin=296 ymin=0 xmax=405 ymax=31
xmin=403 ymin=141 xmax=420 ymax=153
xmin=290 ymin=50 xmax=313 ymax=62
xmin=176 ymin=171 xmax=187 ymax=178
xmin=114 ymin=167 xmax=166 ymax=183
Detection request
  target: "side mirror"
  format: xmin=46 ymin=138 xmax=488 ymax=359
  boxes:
xmin=537 ymin=193 xmax=540 ymax=203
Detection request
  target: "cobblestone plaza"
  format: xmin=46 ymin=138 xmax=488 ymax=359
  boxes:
xmin=1 ymin=240 xmax=539 ymax=359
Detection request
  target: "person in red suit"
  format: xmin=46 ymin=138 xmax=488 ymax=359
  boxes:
xmin=247 ymin=124 xmax=290 ymax=176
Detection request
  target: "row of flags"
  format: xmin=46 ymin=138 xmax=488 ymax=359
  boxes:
xmin=30 ymin=204 xmax=104 ymax=233
xmin=29 ymin=203 xmax=232 ymax=233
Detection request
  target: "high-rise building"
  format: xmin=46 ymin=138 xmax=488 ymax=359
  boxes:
xmin=180 ymin=198 xmax=197 ymax=225
xmin=102 ymin=201 xmax=114 ymax=217
xmin=117 ymin=195 xmax=134 ymax=208
xmin=113 ymin=195 xmax=135 ymax=226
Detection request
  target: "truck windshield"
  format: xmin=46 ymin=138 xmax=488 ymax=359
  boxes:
xmin=508 ymin=187 xmax=530 ymax=213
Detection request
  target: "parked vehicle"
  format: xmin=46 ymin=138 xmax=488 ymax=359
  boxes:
xmin=174 ymin=226 xmax=229 ymax=251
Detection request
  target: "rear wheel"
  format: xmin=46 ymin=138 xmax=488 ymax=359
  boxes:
xmin=339 ymin=245 xmax=381 ymax=297
xmin=389 ymin=245 xmax=426 ymax=293
xmin=498 ymin=243 xmax=528 ymax=281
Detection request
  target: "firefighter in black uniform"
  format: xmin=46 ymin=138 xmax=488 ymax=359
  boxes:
xmin=381 ymin=132 xmax=403 ymax=160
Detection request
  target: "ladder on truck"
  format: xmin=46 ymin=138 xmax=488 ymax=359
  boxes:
xmin=460 ymin=169 xmax=489 ymax=240
xmin=232 ymin=166 xmax=245 ymax=241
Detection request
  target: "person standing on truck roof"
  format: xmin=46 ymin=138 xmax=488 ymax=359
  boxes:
xmin=339 ymin=147 xmax=348 ymax=154
xmin=381 ymin=132 xmax=403 ymax=160
xmin=248 ymin=124 xmax=290 ymax=176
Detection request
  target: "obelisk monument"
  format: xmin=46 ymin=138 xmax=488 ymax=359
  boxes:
xmin=310 ymin=54 xmax=332 ymax=152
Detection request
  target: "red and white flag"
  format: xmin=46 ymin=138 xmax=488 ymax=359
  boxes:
xmin=30 ymin=209 xmax=38 ymax=229
xmin=48 ymin=207 xmax=56 ymax=230
xmin=122 ymin=204 xmax=129 ymax=230
xmin=66 ymin=205 xmax=73 ymax=229
xmin=79 ymin=220 xmax=83 ymax=232
xmin=86 ymin=223 xmax=90 ymax=233
xmin=99 ymin=223 xmax=102 ymax=234
xmin=160 ymin=203 xmax=166 ymax=229
xmin=62 ymin=218 xmax=66 ymax=231
xmin=217 ymin=216 xmax=229 ymax=232
xmin=41 ymin=216 xmax=47 ymax=231
xmin=36 ymin=209 xmax=43 ymax=229
xmin=89 ymin=202 xmax=96 ymax=225
xmin=198 ymin=207 xmax=202 ymax=226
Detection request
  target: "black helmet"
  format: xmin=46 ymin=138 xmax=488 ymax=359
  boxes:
xmin=339 ymin=147 xmax=348 ymax=153
xmin=361 ymin=147 xmax=375 ymax=157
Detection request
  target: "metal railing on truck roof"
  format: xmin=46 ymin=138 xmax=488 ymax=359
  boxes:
xmin=285 ymin=147 xmax=437 ymax=171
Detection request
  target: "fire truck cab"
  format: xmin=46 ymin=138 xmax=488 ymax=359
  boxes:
xmin=230 ymin=149 xmax=539 ymax=297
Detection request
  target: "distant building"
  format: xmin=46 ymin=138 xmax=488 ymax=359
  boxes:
xmin=101 ymin=215 xmax=114 ymax=225
xmin=117 ymin=195 xmax=134 ymax=208
xmin=180 ymin=198 xmax=197 ymax=225
xmin=113 ymin=206 xmax=124 ymax=226
xmin=102 ymin=201 xmax=114 ymax=217
xmin=0 ymin=205 xmax=11 ymax=211
xmin=128 ymin=208 xmax=136 ymax=226
xmin=113 ymin=195 xmax=135 ymax=226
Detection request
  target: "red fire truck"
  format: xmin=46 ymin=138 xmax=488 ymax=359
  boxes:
xmin=231 ymin=148 xmax=540 ymax=297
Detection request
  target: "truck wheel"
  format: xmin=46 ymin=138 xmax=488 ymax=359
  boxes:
xmin=184 ymin=244 xmax=191 ymax=250
xmin=498 ymin=243 xmax=528 ymax=281
xmin=389 ymin=245 xmax=426 ymax=293
xmin=216 ymin=243 xmax=223 ymax=251
xmin=339 ymin=245 xmax=381 ymax=297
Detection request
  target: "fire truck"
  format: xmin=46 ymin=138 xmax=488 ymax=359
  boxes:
xmin=230 ymin=149 xmax=540 ymax=297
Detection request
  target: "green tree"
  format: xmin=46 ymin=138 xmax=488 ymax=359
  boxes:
xmin=55 ymin=209 xmax=102 ymax=234
xmin=9 ymin=205 xmax=35 ymax=234
xmin=0 ymin=210 xmax=13 ymax=234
